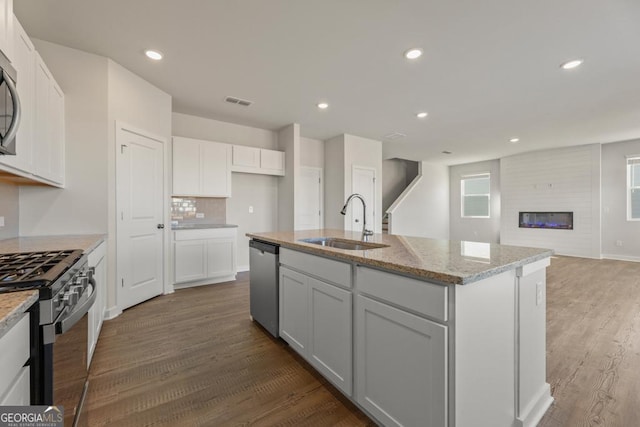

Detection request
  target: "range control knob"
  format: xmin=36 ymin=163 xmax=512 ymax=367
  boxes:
xmin=63 ymin=290 xmax=79 ymax=306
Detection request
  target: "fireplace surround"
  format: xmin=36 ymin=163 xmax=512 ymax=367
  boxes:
xmin=519 ymin=212 xmax=573 ymax=230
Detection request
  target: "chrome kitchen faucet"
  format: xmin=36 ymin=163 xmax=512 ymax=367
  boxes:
xmin=340 ymin=193 xmax=374 ymax=241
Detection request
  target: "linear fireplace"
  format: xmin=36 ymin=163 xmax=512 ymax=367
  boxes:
xmin=519 ymin=212 xmax=573 ymax=230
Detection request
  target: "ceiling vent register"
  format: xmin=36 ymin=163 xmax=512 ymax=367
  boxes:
xmin=224 ymin=96 xmax=253 ymax=107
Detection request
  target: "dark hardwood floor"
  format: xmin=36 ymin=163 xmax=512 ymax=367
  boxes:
xmin=82 ymin=257 xmax=640 ymax=426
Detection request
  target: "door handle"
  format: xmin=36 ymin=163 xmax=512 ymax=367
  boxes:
xmin=157 ymin=224 xmax=165 ymax=229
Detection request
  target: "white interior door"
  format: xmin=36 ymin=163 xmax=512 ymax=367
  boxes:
xmin=297 ymin=167 xmax=323 ymax=230
xmin=116 ymin=126 xmax=165 ymax=311
xmin=351 ymin=166 xmax=376 ymax=232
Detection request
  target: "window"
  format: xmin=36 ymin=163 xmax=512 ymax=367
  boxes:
xmin=461 ymin=173 xmax=490 ymax=218
xmin=628 ymin=156 xmax=640 ymax=220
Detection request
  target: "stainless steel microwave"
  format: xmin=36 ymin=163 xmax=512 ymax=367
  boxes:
xmin=0 ymin=50 xmax=21 ymax=156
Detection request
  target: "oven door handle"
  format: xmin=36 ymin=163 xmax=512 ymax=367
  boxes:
xmin=55 ymin=284 xmax=96 ymax=335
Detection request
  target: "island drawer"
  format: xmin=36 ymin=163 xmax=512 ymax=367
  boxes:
xmin=356 ymin=267 xmax=447 ymax=322
xmin=280 ymin=248 xmax=352 ymax=288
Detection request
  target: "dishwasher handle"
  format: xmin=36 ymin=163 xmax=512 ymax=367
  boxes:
xmin=249 ymin=239 xmax=279 ymax=254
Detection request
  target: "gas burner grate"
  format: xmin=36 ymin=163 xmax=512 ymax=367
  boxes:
xmin=0 ymin=249 xmax=84 ymax=292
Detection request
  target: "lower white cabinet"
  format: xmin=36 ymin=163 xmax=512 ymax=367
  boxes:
xmin=355 ymin=295 xmax=447 ymax=427
xmin=88 ymin=241 xmax=107 ymax=367
xmin=279 ymin=266 xmax=353 ymax=396
xmin=308 ymin=277 xmax=352 ymax=396
xmin=0 ymin=313 xmax=30 ymax=405
xmin=174 ymin=240 xmax=207 ymax=283
xmin=279 ymin=267 xmax=308 ymax=355
xmin=173 ymin=228 xmax=237 ymax=286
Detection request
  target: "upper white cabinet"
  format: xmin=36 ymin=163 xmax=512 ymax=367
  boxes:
xmin=34 ymin=52 xmax=65 ymax=185
xmin=172 ymin=136 xmax=231 ymax=197
xmin=231 ymin=145 xmax=285 ymax=176
xmin=0 ymin=0 xmax=13 ymax=61
xmin=231 ymin=145 xmax=260 ymax=169
xmin=0 ymin=18 xmax=65 ymax=187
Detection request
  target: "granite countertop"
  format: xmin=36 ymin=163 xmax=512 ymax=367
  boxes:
xmin=0 ymin=234 xmax=106 ymax=255
xmin=246 ymin=229 xmax=553 ymax=285
xmin=0 ymin=290 xmax=38 ymax=337
xmin=0 ymin=234 xmax=106 ymax=334
xmin=172 ymin=223 xmax=238 ymax=230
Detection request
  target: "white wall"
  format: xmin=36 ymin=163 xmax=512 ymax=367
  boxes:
xmin=601 ymin=139 xmax=640 ymax=261
xmin=382 ymin=159 xmax=418 ymax=213
xmin=324 ymin=135 xmax=346 ymax=229
xmin=172 ymin=112 xmax=277 ymax=149
xmin=450 ymin=159 xmax=501 ymax=243
xmin=19 ymin=40 xmax=109 ymax=236
xmin=107 ymin=60 xmax=172 ymax=312
xmin=0 ymin=180 xmax=19 ymax=239
xmin=343 ymin=134 xmax=383 ymax=233
xmin=500 ymin=144 xmax=601 ymax=258
xmin=300 ymin=137 xmax=324 ymax=168
xmin=277 ymin=124 xmax=300 ymax=231
xmin=387 ymin=162 xmax=449 ymax=239
xmin=172 ymin=113 xmax=280 ymax=270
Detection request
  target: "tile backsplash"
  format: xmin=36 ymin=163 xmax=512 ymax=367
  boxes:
xmin=171 ymin=197 xmax=226 ymax=224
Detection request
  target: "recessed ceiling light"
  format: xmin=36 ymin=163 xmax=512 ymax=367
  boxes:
xmin=404 ymin=48 xmax=423 ymax=60
xmin=317 ymin=102 xmax=329 ymax=109
xmin=560 ymin=59 xmax=583 ymax=70
xmin=145 ymin=49 xmax=163 ymax=60
xmin=416 ymin=112 xmax=428 ymax=119
xmin=509 ymin=137 xmax=520 ymax=143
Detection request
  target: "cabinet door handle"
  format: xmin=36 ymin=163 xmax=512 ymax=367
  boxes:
xmin=157 ymin=224 xmax=165 ymax=229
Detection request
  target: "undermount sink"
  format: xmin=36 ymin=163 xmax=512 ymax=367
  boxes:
xmin=299 ymin=237 xmax=389 ymax=251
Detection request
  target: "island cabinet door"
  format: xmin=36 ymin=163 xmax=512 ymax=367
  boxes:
xmin=308 ymin=277 xmax=353 ymax=397
xmin=279 ymin=267 xmax=309 ymax=355
xmin=355 ymin=295 xmax=447 ymax=427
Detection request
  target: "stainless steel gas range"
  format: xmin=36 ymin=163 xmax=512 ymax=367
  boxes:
xmin=0 ymin=249 xmax=96 ymax=426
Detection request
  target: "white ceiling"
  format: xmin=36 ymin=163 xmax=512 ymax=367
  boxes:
xmin=14 ymin=0 xmax=640 ymax=165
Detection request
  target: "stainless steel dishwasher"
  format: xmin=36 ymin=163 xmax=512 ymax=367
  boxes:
xmin=249 ymin=239 xmax=280 ymax=337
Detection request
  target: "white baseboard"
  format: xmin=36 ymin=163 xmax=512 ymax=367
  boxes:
xmin=173 ymin=274 xmax=237 ymax=290
xmin=601 ymin=254 xmax=640 ymax=263
xmin=104 ymin=305 xmax=122 ymax=320
xmin=237 ymin=264 xmax=250 ymax=272
xmin=516 ymin=383 xmax=554 ymax=427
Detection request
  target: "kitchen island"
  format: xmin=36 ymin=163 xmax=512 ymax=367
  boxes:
xmin=247 ymin=229 xmax=554 ymax=427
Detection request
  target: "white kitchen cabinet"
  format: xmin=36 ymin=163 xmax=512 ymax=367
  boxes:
xmin=355 ymin=295 xmax=447 ymax=427
xmin=231 ymin=145 xmax=260 ymax=169
xmin=88 ymin=241 xmax=107 ymax=367
xmin=278 ymin=254 xmax=353 ymax=396
xmin=0 ymin=314 xmax=30 ymax=405
xmin=231 ymin=145 xmax=285 ymax=176
xmin=308 ymin=277 xmax=352 ymax=396
xmin=172 ymin=136 xmax=231 ymax=197
xmin=259 ymin=149 xmax=284 ymax=174
xmin=279 ymin=266 xmax=308 ymax=355
xmin=33 ymin=51 xmax=65 ymax=186
xmin=173 ymin=227 xmax=237 ymax=287
xmin=0 ymin=0 xmax=13 ymax=61
xmin=0 ymin=18 xmax=65 ymax=187
xmin=174 ymin=240 xmax=208 ymax=283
